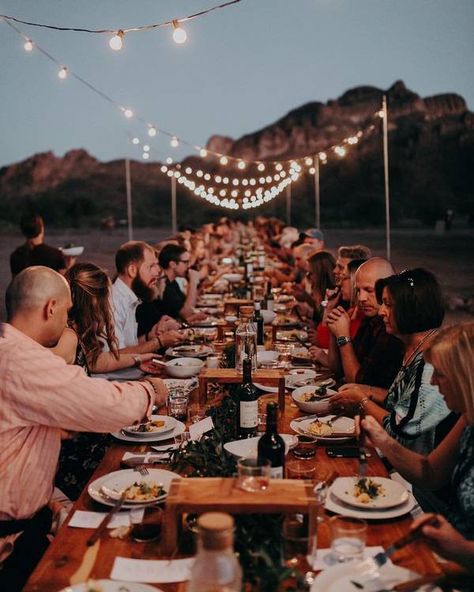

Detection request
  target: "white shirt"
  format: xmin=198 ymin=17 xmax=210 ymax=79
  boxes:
xmin=111 ymin=277 xmax=140 ymax=348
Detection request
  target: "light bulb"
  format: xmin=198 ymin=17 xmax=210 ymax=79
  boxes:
xmin=123 ymin=108 xmax=133 ymax=118
xmin=275 ymin=163 xmax=283 ymax=171
xmin=58 ymin=66 xmax=68 ymax=80
xmin=199 ymin=148 xmax=208 ymax=158
xmin=185 ymin=167 xmax=192 ymax=175
xmin=257 ymin=163 xmax=265 ymax=172
xmin=132 ymin=137 xmax=140 ymax=145
xmin=334 ymin=146 xmax=346 ymax=157
xmin=24 ymin=39 xmax=33 ymax=52
xmin=142 ymin=152 xmax=150 ymax=160
xmin=172 ymin=20 xmax=187 ymax=44
xmin=219 ymin=156 xmax=228 ymax=165
xmin=319 ymin=152 xmax=327 ymax=161
xmin=309 ymin=167 xmax=316 ymax=175
xmin=305 ymin=157 xmax=313 ymax=166
xmin=166 ymin=157 xmax=173 ymax=164
xmin=161 ymin=165 xmax=168 ymax=173
xmin=170 ymin=136 xmax=179 ymax=148
xmin=109 ymin=31 xmax=124 ymax=51
xmin=238 ymin=161 xmax=246 ymax=169
xmin=148 ymin=126 xmax=157 ymax=137
xmin=143 ymin=145 xmax=150 ymax=152
xmin=204 ymin=174 xmax=211 ymax=181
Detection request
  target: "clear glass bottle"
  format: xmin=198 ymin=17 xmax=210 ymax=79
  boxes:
xmin=234 ymin=305 xmax=257 ymax=370
xmin=187 ymin=512 xmax=242 ymax=592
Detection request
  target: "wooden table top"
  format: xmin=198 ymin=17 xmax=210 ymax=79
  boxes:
xmin=25 ymin=385 xmax=442 ymax=592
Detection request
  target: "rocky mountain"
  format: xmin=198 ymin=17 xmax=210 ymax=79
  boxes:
xmin=1 ymin=80 xmax=473 ymax=227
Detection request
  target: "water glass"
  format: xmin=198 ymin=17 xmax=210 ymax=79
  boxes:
xmin=286 ymin=460 xmax=316 ymax=480
xmin=236 ymin=458 xmax=271 ymax=492
xmin=329 ymin=516 xmax=367 ymax=562
xmin=174 ymin=431 xmax=191 ymax=447
xmin=206 ymin=355 xmax=220 ymax=369
xmin=281 ymin=514 xmax=310 ymax=569
xmin=168 ymin=395 xmax=188 ymax=422
xmin=188 ymin=403 xmax=206 ymax=424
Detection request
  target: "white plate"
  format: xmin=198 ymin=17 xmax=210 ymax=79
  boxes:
xmin=254 ymin=372 xmax=319 ymax=393
xmin=100 ymin=470 xmax=169 ymax=504
xmin=166 ymin=345 xmax=213 ymax=358
xmin=311 ymin=560 xmax=441 ymax=592
xmin=325 ymin=489 xmax=417 ymax=520
xmin=190 ymin=316 xmax=219 ymax=327
xmin=221 ymin=273 xmax=243 ymax=282
xmin=112 ymin=420 xmax=185 ymax=443
xmin=285 ymin=370 xmax=317 ymax=389
xmin=60 ymin=581 xmax=163 ymax=592
xmin=60 ymin=245 xmax=84 ymax=257
xmin=122 ymin=415 xmax=176 ymax=439
xmin=88 ymin=469 xmax=181 ymax=508
xmin=331 ymin=476 xmax=409 ymax=510
xmin=224 ymin=434 xmax=298 ymax=458
xmin=290 ymin=414 xmax=355 ymax=442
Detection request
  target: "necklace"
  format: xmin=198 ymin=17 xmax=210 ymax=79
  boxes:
xmin=402 ymin=328 xmax=439 ymax=369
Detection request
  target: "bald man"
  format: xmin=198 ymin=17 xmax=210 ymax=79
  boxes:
xmin=326 ymin=258 xmax=404 ymax=393
xmin=0 ymin=267 xmax=168 ymax=590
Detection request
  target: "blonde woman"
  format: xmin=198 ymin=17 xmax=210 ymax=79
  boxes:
xmin=362 ymin=323 xmax=474 ymax=554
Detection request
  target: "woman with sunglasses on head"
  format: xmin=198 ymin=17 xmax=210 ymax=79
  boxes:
xmin=330 ymin=268 xmax=452 ymax=454
xmin=362 ymin=323 xmax=474 ymax=565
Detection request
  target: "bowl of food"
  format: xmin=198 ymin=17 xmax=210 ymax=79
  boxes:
xmin=165 ymin=357 xmax=204 ymax=378
xmin=260 ymin=309 xmax=277 ymax=324
xmin=257 ymin=350 xmax=279 ymax=367
xmin=292 ymin=385 xmax=336 ymax=414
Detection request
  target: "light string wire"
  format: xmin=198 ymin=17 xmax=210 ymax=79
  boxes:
xmin=0 ymin=0 xmax=242 ymax=34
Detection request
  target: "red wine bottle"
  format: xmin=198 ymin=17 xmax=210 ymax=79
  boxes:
xmin=257 ymin=403 xmax=285 ymax=478
xmin=236 ymin=357 xmax=258 ymax=438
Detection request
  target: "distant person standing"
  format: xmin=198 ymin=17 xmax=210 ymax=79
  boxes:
xmin=10 ymin=213 xmax=67 ymax=276
xmin=444 ymin=209 xmax=454 ymax=231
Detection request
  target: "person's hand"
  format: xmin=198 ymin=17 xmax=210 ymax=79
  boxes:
xmin=361 ymin=415 xmax=391 ymax=449
xmin=187 ymin=311 xmax=207 ymax=323
xmin=411 ymin=513 xmax=474 ymax=567
xmin=138 ymin=352 xmax=156 ymax=363
xmin=308 ymin=345 xmax=328 ymax=366
xmin=145 ymin=377 xmax=169 ymax=407
xmin=326 ymin=306 xmax=351 ymax=337
xmin=187 ymin=268 xmax=201 ymax=286
xmin=159 ymin=330 xmax=186 ymax=348
xmin=156 ymin=315 xmax=180 ymax=332
xmin=329 ymin=384 xmax=368 ymax=416
xmin=321 ymin=289 xmax=341 ymax=324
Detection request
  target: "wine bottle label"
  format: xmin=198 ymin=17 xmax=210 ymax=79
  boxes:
xmin=267 ymin=301 xmax=274 ymax=311
xmin=240 ymin=401 xmax=258 ymax=428
xmin=270 ymin=466 xmax=283 ymax=479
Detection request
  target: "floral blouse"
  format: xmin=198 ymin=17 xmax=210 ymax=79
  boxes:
xmin=448 ymin=425 xmax=474 ymax=539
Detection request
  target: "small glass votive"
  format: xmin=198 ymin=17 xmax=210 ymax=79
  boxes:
xmin=188 ymin=404 xmax=206 ymax=424
xmin=329 ymin=516 xmax=367 ymax=563
xmin=206 ymin=355 xmax=220 ymax=369
xmin=174 ymin=431 xmax=191 ymax=447
xmin=292 ymin=435 xmax=317 ymax=459
xmin=237 ymin=458 xmax=271 ymax=492
xmin=168 ymin=395 xmax=188 ymax=422
xmin=286 ymin=460 xmax=316 ymax=480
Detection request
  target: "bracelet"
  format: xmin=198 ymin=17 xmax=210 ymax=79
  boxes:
xmin=132 ymin=355 xmax=141 ymax=368
xmin=359 ymin=397 xmax=370 ymax=411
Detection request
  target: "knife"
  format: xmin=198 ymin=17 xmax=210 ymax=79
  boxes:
xmin=86 ymin=490 xmax=127 ymax=546
xmin=355 ymin=415 xmax=368 ymax=478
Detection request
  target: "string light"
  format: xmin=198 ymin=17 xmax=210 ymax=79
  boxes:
xmin=172 ymin=20 xmax=187 ymax=44
xmin=257 ymin=163 xmax=265 ymax=171
xmin=109 ymin=30 xmax=124 ymax=51
xmin=57 ymin=66 xmax=68 ymax=79
xmin=147 ymin=126 xmax=157 ymax=137
xmin=23 ymin=39 xmax=33 ymax=51
xmin=143 ymin=144 xmax=150 ymax=152
xmin=334 ymin=146 xmax=346 ymax=157
xmin=122 ymin=108 xmax=133 ymax=118
xmin=170 ymin=136 xmax=179 ymax=148
xmin=142 ymin=152 xmax=150 ymax=160
xmin=219 ymin=156 xmax=228 ymax=165
xmin=237 ymin=161 xmax=246 ymax=169
xmin=199 ymin=148 xmax=208 ymax=158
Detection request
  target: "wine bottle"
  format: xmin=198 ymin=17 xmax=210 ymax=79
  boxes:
xmin=265 ymin=281 xmax=274 ymax=311
xmin=257 ymin=402 xmax=285 ymax=478
xmin=236 ymin=357 xmax=258 ymax=438
xmin=253 ymin=301 xmax=264 ymax=345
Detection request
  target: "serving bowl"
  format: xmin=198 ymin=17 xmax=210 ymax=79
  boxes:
xmin=165 ymin=357 xmax=204 ymax=378
xmin=291 ymin=385 xmax=337 ymax=414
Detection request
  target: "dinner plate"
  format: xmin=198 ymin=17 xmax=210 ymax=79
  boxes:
xmin=139 ymin=359 xmax=164 ymax=376
xmin=166 ymin=345 xmax=213 ymax=358
xmin=111 ymin=420 xmax=185 ymax=443
xmin=60 ymin=581 xmax=163 ymax=592
xmin=325 ymin=489 xmax=417 ymax=520
xmin=311 ymin=560 xmax=441 ymax=592
xmin=224 ymin=434 xmax=298 ymax=458
xmin=276 ymin=329 xmax=308 ymax=342
xmin=88 ymin=469 xmax=181 ymax=508
xmin=100 ymin=470 xmax=170 ymax=504
xmin=331 ymin=476 xmax=409 ymax=510
xmin=162 ymin=377 xmax=198 ymax=391
xmin=122 ymin=415 xmax=176 ymax=439
xmin=290 ymin=414 xmax=355 ymax=442
xmin=189 ymin=316 xmax=219 ymax=327
xmin=254 ymin=371 xmax=319 ymax=393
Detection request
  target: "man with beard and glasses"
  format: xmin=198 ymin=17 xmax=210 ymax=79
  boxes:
xmin=111 ymin=241 xmax=183 ymax=354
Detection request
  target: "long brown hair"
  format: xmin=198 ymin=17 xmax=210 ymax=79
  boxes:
xmin=307 ymin=250 xmax=336 ymax=306
xmin=65 ymin=262 xmax=119 ymax=367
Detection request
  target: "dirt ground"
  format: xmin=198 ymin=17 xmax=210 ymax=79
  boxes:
xmin=1 ymin=226 xmax=473 ymax=324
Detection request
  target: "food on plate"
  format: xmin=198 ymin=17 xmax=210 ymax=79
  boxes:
xmin=130 ymin=419 xmax=166 ymax=433
xmin=352 ymin=477 xmax=385 ymax=504
xmin=299 ymin=386 xmax=328 ymax=401
xmin=122 ymin=481 xmax=165 ymax=501
xmin=307 ymin=419 xmax=333 ymax=437
xmin=292 ymin=350 xmax=311 ymax=360
xmin=86 ymin=583 xmax=104 ymax=592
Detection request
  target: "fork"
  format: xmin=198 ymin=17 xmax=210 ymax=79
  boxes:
xmin=135 ymin=465 xmax=149 ymax=476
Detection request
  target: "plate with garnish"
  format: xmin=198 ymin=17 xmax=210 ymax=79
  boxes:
xmin=290 ymin=414 xmax=355 ymax=442
xmin=331 ymin=476 xmax=409 ymax=510
xmin=122 ymin=415 xmax=176 ymax=439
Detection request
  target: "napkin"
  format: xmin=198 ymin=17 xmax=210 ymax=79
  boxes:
xmin=111 ymin=556 xmax=194 ymax=583
xmin=189 ymin=416 xmax=214 ymax=441
xmin=308 ymin=546 xmax=385 ymax=570
xmin=69 ymin=509 xmax=144 ymax=529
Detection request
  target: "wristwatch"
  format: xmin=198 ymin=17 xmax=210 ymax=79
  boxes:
xmin=336 ymin=336 xmax=352 ymax=347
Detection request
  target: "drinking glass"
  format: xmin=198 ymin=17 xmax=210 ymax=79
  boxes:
xmin=236 ymin=458 xmax=271 ymax=492
xmin=292 ymin=435 xmax=317 ymax=459
xmin=329 ymin=516 xmax=367 ymax=562
xmin=188 ymin=403 xmax=206 ymax=424
xmin=286 ymin=460 xmax=316 ymax=480
xmin=275 ymin=343 xmax=293 ymax=369
xmin=281 ymin=514 xmax=310 ymax=569
xmin=168 ymin=395 xmax=188 ymax=422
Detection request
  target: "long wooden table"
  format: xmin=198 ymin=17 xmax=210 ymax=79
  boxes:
xmin=25 ymin=386 xmax=443 ymax=591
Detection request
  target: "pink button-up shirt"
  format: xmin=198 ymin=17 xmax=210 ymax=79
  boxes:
xmin=0 ymin=323 xmax=154 ymax=558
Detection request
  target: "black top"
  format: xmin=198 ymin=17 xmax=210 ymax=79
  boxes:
xmin=161 ymin=278 xmax=186 ymax=320
xmin=10 ymin=243 xmax=67 ymax=275
xmin=136 ymin=299 xmax=165 ymax=338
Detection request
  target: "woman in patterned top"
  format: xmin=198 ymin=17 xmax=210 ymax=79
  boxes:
xmin=331 ymin=268 xmax=452 ymax=455
xmin=362 ymin=322 xmax=474 ymax=552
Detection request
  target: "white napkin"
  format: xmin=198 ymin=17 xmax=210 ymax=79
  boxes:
xmin=308 ymin=546 xmax=385 ymax=570
xmin=189 ymin=416 xmax=214 ymax=441
xmin=111 ymin=556 xmax=194 ymax=583
xmin=69 ymin=509 xmax=144 ymax=529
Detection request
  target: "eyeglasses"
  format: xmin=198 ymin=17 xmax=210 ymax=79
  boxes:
xmin=178 ymin=259 xmax=191 ymax=265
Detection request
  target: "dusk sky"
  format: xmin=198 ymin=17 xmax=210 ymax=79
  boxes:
xmin=1 ymin=0 xmax=473 ymax=168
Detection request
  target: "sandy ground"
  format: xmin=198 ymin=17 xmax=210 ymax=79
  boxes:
xmin=0 ymin=226 xmax=473 ymax=323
